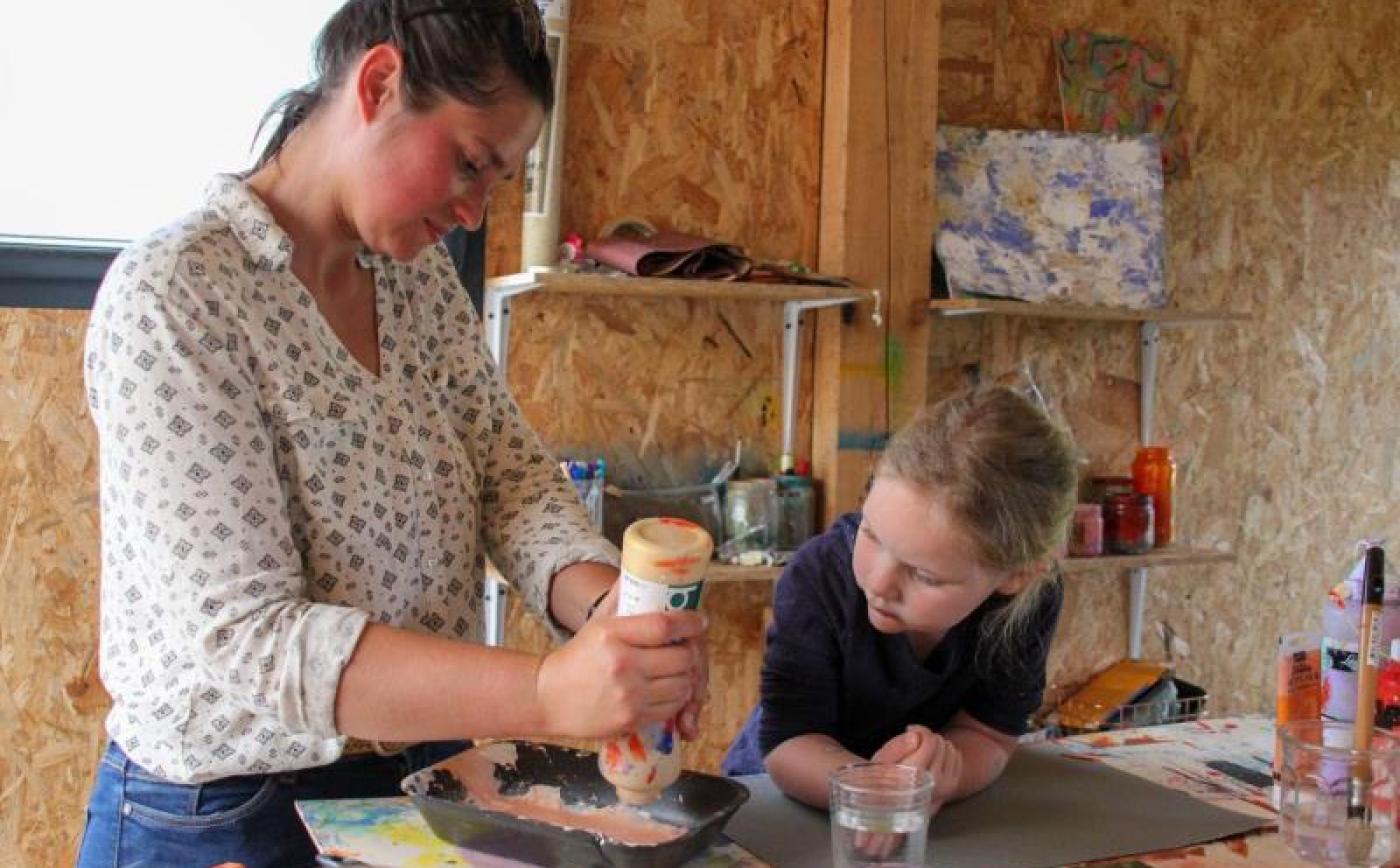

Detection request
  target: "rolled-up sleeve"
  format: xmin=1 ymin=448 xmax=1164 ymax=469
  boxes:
xmin=87 ymin=263 xmax=368 ymax=739
xmin=423 ymin=250 xmax=617 ymax=628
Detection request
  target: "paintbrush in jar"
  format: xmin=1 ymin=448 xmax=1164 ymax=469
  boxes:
xmin=1345 ymin=543 xmax=1386 ymax=864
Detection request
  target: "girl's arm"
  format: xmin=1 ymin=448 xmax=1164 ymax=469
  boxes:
xmin=939 ymin=710 xmax=1019 ymax=801
xmin=764 ymin=733 xmax=864 ymax=809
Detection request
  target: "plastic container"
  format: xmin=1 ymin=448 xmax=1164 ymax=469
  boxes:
xmin=1068 ymin=503 xmax=1104 ymax=557
xmin=1132 ymin=446 xmax=1177 ymax=547
xmin=1103 ymin=493 xmax=1154 ymax=555
xmin=774 ymin=474 xmax=815 ymax=552
xmin=1321 ymin=549 xmax=1400 ymax=723
xmin=603 ymin=482 xmax=724 ymax=550
xmin=402 ymin=741 xmax=748 ymax=868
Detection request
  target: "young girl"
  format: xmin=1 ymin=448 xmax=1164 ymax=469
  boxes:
xmin=723 ymin=385 xmax=1078 ymax=812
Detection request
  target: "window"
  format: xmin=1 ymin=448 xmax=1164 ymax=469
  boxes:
xmin=0 ymin=2 xmax=341 ymax=306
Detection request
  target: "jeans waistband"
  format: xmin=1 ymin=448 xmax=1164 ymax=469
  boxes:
xmin=99 ymin=739 xmax=426 ymax=785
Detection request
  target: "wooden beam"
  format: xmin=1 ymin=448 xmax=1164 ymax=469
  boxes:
xmin=886 ymin=0 xmax=940 ymax=429
xmin=813 ymin=0 xmax=941 ymax=524
xmin=814 ymin=0 xmax=891 ymax=525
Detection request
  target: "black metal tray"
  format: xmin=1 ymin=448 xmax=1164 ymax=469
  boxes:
xmin=401 ymin=740 xmax=750 ymax=867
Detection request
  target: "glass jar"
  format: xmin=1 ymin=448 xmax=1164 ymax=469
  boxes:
xmin=1068 ymin=503 xmax=1104 ymax=557
xmin=723 ymin=479 xmax=777 ymax=556
xmin=1104 ymin=493 xmax=1155 ymax=555
xmin=1132 ymin=445 xmax=1177 ymax=547
xmin=774 ymin=474 xmax=815 ymax=552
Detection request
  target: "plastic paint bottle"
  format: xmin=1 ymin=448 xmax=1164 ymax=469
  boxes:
xmin=1321 ymin=547 xmax=1400 ymax=723
xmin=598 ymin=518 xmax=713 ymax=805
xmin=1274 ymin=632 xmax=1321 ymax=779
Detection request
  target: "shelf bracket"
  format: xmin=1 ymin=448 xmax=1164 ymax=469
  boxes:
xmin=1127 ymin=566 xmax=1149 ymax=659
xmin=481 ymin=273 xmax=542 ymax=648
xmin=1140 ymin=321 xmax=1160 ymax=445
xmin=781 ymin=297 xmax=868 ymax=471
xmin=483 ymin=272 xmax=544 ymax=374
xmin=1126 ymin=322 xmax=1162 ymax=660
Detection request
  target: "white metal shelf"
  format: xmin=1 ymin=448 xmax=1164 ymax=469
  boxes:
xmin=481 ymin=270 xmax=878 ymax=646
xmin=930 ymin=300 xmax=1247 ymax=658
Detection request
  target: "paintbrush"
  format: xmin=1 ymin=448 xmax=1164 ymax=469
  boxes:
xmin=1345 ymin=544 xmax=1386 ymax=865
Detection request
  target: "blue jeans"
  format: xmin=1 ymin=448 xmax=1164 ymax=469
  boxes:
xmin=75 ymin=740 xmax=467 ymax=868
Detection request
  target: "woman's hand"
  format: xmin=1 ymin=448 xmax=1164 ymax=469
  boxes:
xmin=534 ymin=608 xmax=706 ymax=739
xmin=581 ymin=583 xmax=709 ymax=740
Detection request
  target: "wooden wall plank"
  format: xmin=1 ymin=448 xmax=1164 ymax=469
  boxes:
xmin=933 ymin=0 xmax=1400 ymax=715
xmin=813 ymin=0 xmax=940 ymax=524
xmin=0 ymin=309 xmax=105 ymax=865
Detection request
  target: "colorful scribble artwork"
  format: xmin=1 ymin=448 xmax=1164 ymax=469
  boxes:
xmin=296 ymin=796 xmax=768 ymax=867
xmin=935 ymin=126 xmax=1167 ymax=309
xmin=1055 ymin=28 xmax=1191 ymax=179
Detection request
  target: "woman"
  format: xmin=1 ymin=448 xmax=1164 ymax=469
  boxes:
xmin=77 ymin=2 xmax=706 ymax=865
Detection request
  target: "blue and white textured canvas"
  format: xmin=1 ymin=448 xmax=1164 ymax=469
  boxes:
xmin=935 ymin=127 xmax=1167 ymax=309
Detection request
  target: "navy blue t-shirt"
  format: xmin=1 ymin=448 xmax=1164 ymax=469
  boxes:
xmin=722 ymin=513 xmax=1062 ymax=775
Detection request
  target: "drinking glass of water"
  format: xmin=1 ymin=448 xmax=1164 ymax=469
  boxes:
xmin=830 ymin=762 xmax=934 ymax=868
xmin=1278 ymin=719 xmax=1400 ymax=867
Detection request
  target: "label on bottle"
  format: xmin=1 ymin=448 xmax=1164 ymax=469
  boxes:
xmin=616 ymin=568 xmax=705 ymax=617
xmin=1324 ymin=637 xmax=1360 ymax=675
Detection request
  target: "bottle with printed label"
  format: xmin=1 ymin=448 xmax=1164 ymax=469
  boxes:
xmin=1321 ymin=546 xmax=1400 ymax=722
xmin=599 ymin=517 xmax=713 ymax=805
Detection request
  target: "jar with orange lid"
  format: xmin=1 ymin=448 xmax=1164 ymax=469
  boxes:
xmin=1131 ymin=446 xmax=1176 ymax=547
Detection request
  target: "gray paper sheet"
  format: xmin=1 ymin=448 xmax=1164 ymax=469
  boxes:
xmin=724 ymin=745 xmax=1272 ymax=867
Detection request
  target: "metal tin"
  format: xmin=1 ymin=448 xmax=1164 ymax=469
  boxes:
xmin=402 ymin=741 xmax=749 ymax=867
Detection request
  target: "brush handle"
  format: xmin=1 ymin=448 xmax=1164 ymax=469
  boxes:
xmin=1353 ymin=600 xmax=1383 ymax=805
xmin=1356 ymin=603 xmax=1381 ymax=745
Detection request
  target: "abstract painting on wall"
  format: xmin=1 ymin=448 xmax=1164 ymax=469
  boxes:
xmin=1055 ymin=28 xmax=1190 ymax=179
xmin=935 ymin=126 xmax=1167 ymax=310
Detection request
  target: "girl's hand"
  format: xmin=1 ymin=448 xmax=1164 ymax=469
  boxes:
xmin=872 ymin=725 xmax=963 ymax=808
xmin=924 ymin=732 xmax=964 ymax=808
xmin=534 ymin=609 xmax=706 ymax=738
xmin=872 ymin=724 xmax=932 ymax=766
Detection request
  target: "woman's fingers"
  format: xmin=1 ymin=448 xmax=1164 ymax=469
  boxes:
xmin=607 ymin=610 xmax=706 ymax=647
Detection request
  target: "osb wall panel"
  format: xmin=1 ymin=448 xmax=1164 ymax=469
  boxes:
xmin=0 ymin=309 xmax=105 ymax=866
xmin=487 ymin=0 xmax=826 ymax=486
xmin=493 ymin=0 xmax=824 ymax=772
xmin=935 ymin=0 xmax=1400 ymax=713
xmin=506 ymin=579 xmax=772 ymax=774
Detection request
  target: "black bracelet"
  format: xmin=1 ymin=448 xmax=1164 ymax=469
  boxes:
xmin=585 ymin=588 xmax=612 ymax=622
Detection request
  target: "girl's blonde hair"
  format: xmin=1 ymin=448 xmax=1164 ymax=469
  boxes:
xmin=876 ymin=385 xmax=1078 ymax=659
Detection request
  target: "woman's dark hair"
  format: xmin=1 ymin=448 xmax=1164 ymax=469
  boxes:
xmin=254 ymin=0 xmax=554 ymax=169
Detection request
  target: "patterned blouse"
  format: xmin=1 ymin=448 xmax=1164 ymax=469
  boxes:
xmin=84 ymin=175 xmax=615 ymax=783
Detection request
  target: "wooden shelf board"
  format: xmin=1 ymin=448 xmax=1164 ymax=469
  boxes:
xmin=1061 ymin=546 xmax=1235 ymax=575
xmin=928 ymin=298 xmax=1248 ymax=324
xmin=489 ymin=270 xmax=873 ymax=305
xmin=706 ymin=563 xmax=783 ymax=583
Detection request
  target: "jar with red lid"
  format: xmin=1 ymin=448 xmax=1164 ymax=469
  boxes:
xmin=1104 ymin=493 xmax=1155 ymax=555
xmin=1131 ymin=446 xmax=1177 ymax=547
xmin=1068 ymin=503 xmax=1104 ymax=557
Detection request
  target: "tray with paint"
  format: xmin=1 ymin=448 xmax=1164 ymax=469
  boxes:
xmin=401 ymin=740 xmax=750 ymax=867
